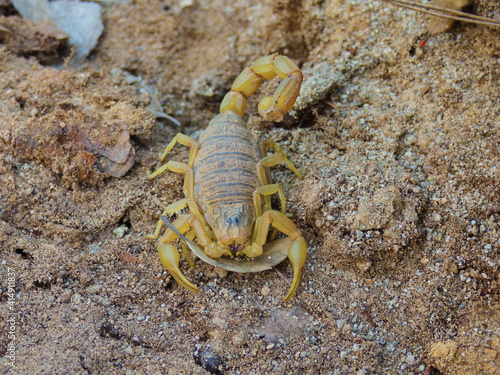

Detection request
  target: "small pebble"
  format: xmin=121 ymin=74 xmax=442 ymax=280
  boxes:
xmin=124 ymin=346 xmax=134 ymax=355
xmin=85 ymin=284 xmax=102 ymax=294
xmin=194 ymin=348 xmax=223 ymax=374
xmin=113 ymin=224 xmax=129 ymax=238
xmin=87 ymin=244 xmax=100 ymax=254
xmin=340 ymin=350 xmax=349 ymax=359
xmin=261 ymin=285 xmax=271 ymax=296
xmin=406 ymin=353 xmax=416 ymax=365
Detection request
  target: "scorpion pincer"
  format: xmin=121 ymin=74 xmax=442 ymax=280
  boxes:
xmin=147 ymin=53 xmax=306 ymax=301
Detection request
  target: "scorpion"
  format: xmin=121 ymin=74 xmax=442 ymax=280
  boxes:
xmin=148 ymin=53 xmax=306 ymax=301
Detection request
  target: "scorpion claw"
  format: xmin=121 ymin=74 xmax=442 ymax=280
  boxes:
xmin=239 ymin=242 xmax=263 ymax=258
xmin=284 ymin=236 xmax=307 ymax=302
xmin=158 ymin=243 xmax=199 ymax=294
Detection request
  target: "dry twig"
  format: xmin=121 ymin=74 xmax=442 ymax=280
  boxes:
xmin=382 ymin=0 xmax=500 ymax=28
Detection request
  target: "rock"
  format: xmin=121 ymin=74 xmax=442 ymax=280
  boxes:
xmin=194 ymin=347 xmax=223 ymax=374
xmin=429 ymin=340 xmax=458 ymax=367
xmin=13 ymin=0 xmax=103 ymax=60
xmin=354 ymin=186 xmax=402 ymax=231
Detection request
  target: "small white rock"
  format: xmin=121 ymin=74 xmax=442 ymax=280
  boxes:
xmin=261 ymin=285 xmax=271 ymax=296
xmin=113 ymin=224 xmax=129 ymax=238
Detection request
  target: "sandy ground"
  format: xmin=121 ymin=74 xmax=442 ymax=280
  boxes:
xmin=0 ymin=0 xmax=499 ymax=374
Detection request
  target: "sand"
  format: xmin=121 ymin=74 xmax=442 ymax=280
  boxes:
xmin=0 ymin=0 xmax=499 ymax=374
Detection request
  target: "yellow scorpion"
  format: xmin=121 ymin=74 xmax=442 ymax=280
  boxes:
xmin=148 ymin=53 xmax=306 ymax=301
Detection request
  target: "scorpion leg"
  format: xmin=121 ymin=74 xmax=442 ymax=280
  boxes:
xmin=147 ymin=161 xmax=203 ymax=237
xmin=220 ymin=53 xmax=302 ymax=122
xmin=148 ymin=198 xmax=205 ymax=240
xmin=256 ymin=138 xmax=304 ymax=217
xmin=156 ymin=133 xmax=199 ymax=167
xmin=155 ymin=214 xmax=196 ymax=268
xmin=253 ymin=184 xmax=287 ymax=217
xmin=243 ymin=210 xmax=307 ymax=301
xmin=256 ymin=149 xmax=304 ymax=218
xmin=253 ymin=183 xmax=287 ymax=241
xmin=181 ymin=229 xmax=197 ymax=268
xmin=159 ymin=199 xmax=212 ymax=248
xmin=258 ymin=139 xmax=304 ymax=180
xmin=148 ymin=159 xmax=197 ymax=196
xmin=150 ymin=159 xmax=197 ymax=206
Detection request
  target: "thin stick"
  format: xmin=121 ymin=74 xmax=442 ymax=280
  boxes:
xmin=382 ymin=0 xmax=500 ymax=28
xmin=161 ymin=215 xmax=190 ymax=244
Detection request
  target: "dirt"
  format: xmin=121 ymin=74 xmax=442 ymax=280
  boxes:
xmin=0 ymin=0 xmax=499 ymax=374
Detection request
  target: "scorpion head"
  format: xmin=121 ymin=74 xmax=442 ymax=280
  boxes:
xmin=208 ymin=204 xmax=256 ymax=254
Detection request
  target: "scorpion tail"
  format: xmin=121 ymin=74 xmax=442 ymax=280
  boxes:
xmin=220 ymin=53 xmax=302 ymax=122
xmin=158 ymin=243 xmax=199 ymax=294
xmin=257 ymin=55 xmax=302 ymax=122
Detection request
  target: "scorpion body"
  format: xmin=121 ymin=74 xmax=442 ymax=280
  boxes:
xmin=194 ymin=112 xmax=262 ymax=254
xmin=148 ymin=53 xmax=307 ymax=301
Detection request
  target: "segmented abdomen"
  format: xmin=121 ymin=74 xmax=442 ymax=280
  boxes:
xmin=193 ymin=112 xmax=261 ymax=215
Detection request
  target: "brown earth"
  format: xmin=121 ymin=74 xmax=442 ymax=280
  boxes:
xmin=0 ymin=0 xmax=499 ymax=374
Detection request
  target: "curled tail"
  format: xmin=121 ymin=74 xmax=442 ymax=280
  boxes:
xmin=219 ymin=53 xmax=302 ymax=122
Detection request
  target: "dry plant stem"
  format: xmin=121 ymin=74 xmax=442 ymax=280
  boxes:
xmin=382 ymin=0 xmax=500 ymax=28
